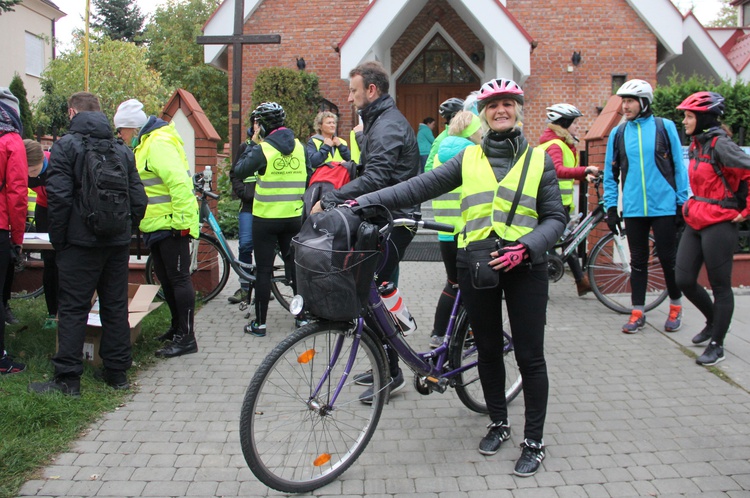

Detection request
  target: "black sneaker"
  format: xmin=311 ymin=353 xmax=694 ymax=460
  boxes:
xmin=155 ymin=334 xmax=198 ymax=358
xmin=156 ymin=327 xmax=176 ymax=342
xmin=244 ymin=321 xmax=266 ymax=337
xmin=0 ymin=353 xmax=25 ymax=375
xmin=94 ymin=368 xmax=130 ymax=390
xmin=28 ymin=377 xmax=81 ymax=397
xmin=353 ymin=369 xmax=374 ymax=386
xmin=5 ymin=305 xmax=19 ymax=325
xmin=478 ymin=421 xmax=511 ymax=455
xmin=359 ymin=369 xmax=405 ymax=404
xmin=513 ymin=439 xmax=545 ymax=477
xmin=696 ymin=341 xmax=725 ymax=366
xmin=691 ymin=324 xmax=713 ymax=345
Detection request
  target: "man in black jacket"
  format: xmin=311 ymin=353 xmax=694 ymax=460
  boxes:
xmin=29 ymin=92 xmax=147 ymax=396
xmin=312 ymin=60 xmax=421 ymax=402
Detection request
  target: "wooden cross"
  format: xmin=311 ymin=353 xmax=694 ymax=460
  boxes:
xmin=197 ymin=0 xmax=280 ymax=162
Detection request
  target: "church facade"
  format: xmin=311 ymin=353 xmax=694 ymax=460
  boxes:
xmin=202 ymin=0 xmax=727 ymax=147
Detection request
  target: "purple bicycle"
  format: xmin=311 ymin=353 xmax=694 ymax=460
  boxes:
xmin=238 ymin=215 xmax=521 ymax=493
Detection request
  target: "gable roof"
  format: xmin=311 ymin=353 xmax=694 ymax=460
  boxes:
xmin=161 ymin=89 xmax=220 ymax=142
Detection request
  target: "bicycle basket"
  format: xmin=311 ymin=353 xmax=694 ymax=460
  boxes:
xmin=292 ymin=236 xmax=381 ymax=321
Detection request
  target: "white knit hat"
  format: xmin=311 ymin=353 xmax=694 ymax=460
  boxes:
xmin=114 ymin=99 xmax=148 ymax=129
xmin=0 ymin=87 xmax=20 ymax=117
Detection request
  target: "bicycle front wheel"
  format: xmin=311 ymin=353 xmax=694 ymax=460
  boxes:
xmin=239 ymin=321 xmax=387 ymax=493
xmin=449 ymin=308 xmax=521 ymax=414
xmin=588 ymin=232 xmax=668 ymax=314
xmin=146 ymin=234 xmax=230 ymax=303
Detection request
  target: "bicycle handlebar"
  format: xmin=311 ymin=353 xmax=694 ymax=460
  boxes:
xmin=392 ymin=217 xmax=454 ymax=233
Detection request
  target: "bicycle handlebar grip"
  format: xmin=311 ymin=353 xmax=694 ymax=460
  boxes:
xmin=422 ymin=220 xmax=454 ymax=233
xmin=206 ymin=191 xmax=220 ymax=200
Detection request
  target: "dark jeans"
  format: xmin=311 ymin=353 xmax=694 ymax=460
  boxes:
xmin=624 ymin=216 xmax=681 ymax=306
xmin=151 ymin=234 xmax=195 ymax=337
xmin=458 ymin=262 xmax=549 ymax=442
xmin=252 ymin=216 xmax=301 ymax=325
xmin=54 ymin=244 xmax=132 ymax=378
xmin=0 ymin=232 xmax=9 ymax=353
xmin=676 ymin=222 xmax=738 ymax=345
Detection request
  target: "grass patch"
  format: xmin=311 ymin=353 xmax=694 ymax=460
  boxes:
xmin=0 ymin=296 xmax=172 ymax=498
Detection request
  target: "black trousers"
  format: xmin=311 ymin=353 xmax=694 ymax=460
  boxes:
xmin=458 ymin=262 xmax=549 ymax=442
xmin=432 ymin=237 xmax=459 ymax=336
xmin=676 ymin=222 xmax=738 ymax=345
xmin=34 ymin=206 xmax=59 ymax=315
xmin=624 ymin=216 xmax=682 ymax=306
xmin=151 ymin=234 xmax=195 ymax=337
xmin=253 ymin=216 xmax=301 ymax=325
xmin=54 ymin=244 xmax=132 ymax=378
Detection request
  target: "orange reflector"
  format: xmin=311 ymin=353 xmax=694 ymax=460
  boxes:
xmin=297 ymin=349 xmax=316 ymax=364
xmin=313 ymin=453 xmax=331 ymax=466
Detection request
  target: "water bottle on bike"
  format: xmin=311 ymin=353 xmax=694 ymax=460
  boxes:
xmin=378 ymin=282 xmax=417 ymax=336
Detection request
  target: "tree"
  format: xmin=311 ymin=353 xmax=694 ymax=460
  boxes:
xmin=144 ymin=0 xmax=227 ymax=143
xmin=9 ymin=74 xmax=34 ymax=139
xmin=91 ymin=0 xmax=145 ymax=43
xmin=709 ymin=0 xmax=738 ymax=27
xmin=37 ymin=35 xmax=168 ymax=135
xmin=0 ymin=0 xmax=21 ymax=14
xmin=251 ymin=67 xmax=322 ymax=141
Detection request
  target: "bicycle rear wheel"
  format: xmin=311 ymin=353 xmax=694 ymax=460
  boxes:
xmin=11 ymin=248 xmax=45 ymax=299
xmin=449 ymin=307 xmax=522 ymax=414
xmin=240 ymin=321 xmax=387 ymax=493
xmin=587 ymin=232 xmax=668 ymax=314
xmin=146 ymin=234 xmax=230 ymax=303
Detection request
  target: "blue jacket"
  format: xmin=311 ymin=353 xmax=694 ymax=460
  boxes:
xmin=603 ymin=115 xmax=688 ymax=217
xmin=417 ymin=123 xmax=435 ymax=156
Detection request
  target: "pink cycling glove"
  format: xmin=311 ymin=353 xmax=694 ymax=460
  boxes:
xmin=495 ymin=243 xmax=527 ymax=272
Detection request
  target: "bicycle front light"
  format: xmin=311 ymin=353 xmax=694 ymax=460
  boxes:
xmin=290 ymin=295 xmax=305 ymax=316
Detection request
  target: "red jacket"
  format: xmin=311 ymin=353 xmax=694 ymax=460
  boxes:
xmin=684 ymin=128 xmax=750 ymax=231
xmin=0 ymin=132 xmax=29 ymax=245
xmin=538 ymin=128 xmax=588 ymax=180
xmin=29 ymin=150 xmax=50 ymax=208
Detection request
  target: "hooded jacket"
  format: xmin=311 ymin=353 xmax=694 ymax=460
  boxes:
xmin=684 ymin=127 xmax=750 ymax=231
xmin=320 ymin=94 xmax=420 ymax=219
xmin=47 ymin=112 xmax=147 ymax=248
xmin=603 ymin=114 xmax=688 ymax=217
xmin=356 ymin=130 xmax=566 ymax=265
xmin=0 ymin=131 xmax=28 ymax=245
xmin=234 ymin=127 xmax=311 ymax=183
xmin=417 ymin=122 xmax=435 ymax=156
xmin=134 ymin=117 xmax=199 ymax=238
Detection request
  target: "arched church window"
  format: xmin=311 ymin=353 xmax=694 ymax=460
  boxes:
xmin=400 ymin=34 xmax=479 ymax=84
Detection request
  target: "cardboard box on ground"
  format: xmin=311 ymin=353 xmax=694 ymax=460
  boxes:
xmin=55 ymin=284 xmax=162 ymax=367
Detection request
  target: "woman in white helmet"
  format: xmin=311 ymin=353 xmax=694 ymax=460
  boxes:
xmin=537 ymin=103 xmax=599 ymax=296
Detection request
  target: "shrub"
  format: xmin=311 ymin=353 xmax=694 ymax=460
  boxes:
xmin=215 ymin=159 xmax=239 ymax=239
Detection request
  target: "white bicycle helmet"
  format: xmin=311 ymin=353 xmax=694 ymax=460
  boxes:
xmin=477 ymin=78 xmax=524 ymax=112
xmin=616 ymin=79 xmax=653 ymax=104
xmin=546 ymin=103 xmax=582 ymax=123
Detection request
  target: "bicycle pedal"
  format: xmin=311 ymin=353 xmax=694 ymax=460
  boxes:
xmin=244 ymin=312 xmax=251 ymax=319
xmin=423 ymin=375 xmax=449 ymax=393
xmin=238 ymin=302 xmax=248 ymax=311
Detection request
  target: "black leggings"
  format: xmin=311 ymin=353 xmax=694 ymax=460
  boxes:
xmin=624 ymin=216 xmax=681 ymax=306
xmin=151 ymin=235 xmax=195 ymax=337
xmin=0 ymin=232 xmax=9 ymax=353
xmin=252 ymin=216 xmax=301 ymax=325
xmin=675 ymin=222 xmax=738 ymax=345
xmin=432 ymin=238 xmax=458 ymax=337
xmin=458 ymin=263 xmax=549 ymax=442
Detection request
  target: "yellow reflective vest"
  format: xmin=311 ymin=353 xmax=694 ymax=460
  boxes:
xmin=537 ymin=138 xmax=576 ymax=213
xmin=253 ymin=140 xmax=306 ymax=219
xmin=459 ymin=145 xmax=545 ymax=247
xmin=431 ymin=156 xmax=462 ymax=236
xmin=311 ymin=136 xmax=349 ymax=163
xmin=134 ymin=123 xmax=199 ymax=238
xmin=27 ymin=188 xmax=37 ymax=219
xmin=349 ymin=130 xmax=361 ymax=163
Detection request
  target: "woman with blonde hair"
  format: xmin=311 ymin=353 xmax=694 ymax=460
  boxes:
xmin=306 ymin=111 xmax=351 ymax=168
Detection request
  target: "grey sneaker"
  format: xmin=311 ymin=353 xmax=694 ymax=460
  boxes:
xmin=696 ymin=341 xmax=725 ymax=366
xmin=428 ymin=334 xmax=443 ymax=349
xmin=622 ymin=310 xmax=646 ymax=334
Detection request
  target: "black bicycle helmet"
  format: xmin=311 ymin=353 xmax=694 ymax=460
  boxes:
xmin=253 ymin=102 xmax=286 ymax=137
xmin=439 ymin=97 xmax=465 ymax=122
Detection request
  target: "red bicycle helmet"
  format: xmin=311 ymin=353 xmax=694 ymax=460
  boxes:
xmin=477 ymin=78 xmax=524 ymax=111
xmin=676 ymin=91 xmax=725 ymax=116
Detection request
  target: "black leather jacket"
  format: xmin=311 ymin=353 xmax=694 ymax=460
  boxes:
xmin=356 ymin=129 xmax=566 ymax=265
xmin=321 ymin=94 xmax=420 ymax=219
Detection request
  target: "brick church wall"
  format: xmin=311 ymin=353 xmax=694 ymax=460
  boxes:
xmin=508 ymin=0 xmax=657 ymax=147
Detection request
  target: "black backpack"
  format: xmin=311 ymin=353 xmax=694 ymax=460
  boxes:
xmin=612 ymin=117 xmax=677 ymax=190
xmin=78 ymin=135 xmax=131 ymax=238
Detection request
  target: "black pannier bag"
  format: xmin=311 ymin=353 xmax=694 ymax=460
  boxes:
xmin=292 ymin=205 xmax=385 ymax=321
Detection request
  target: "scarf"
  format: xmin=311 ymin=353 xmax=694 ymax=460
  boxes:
xmin=0 ymin=101 xmax=22 ymax=136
